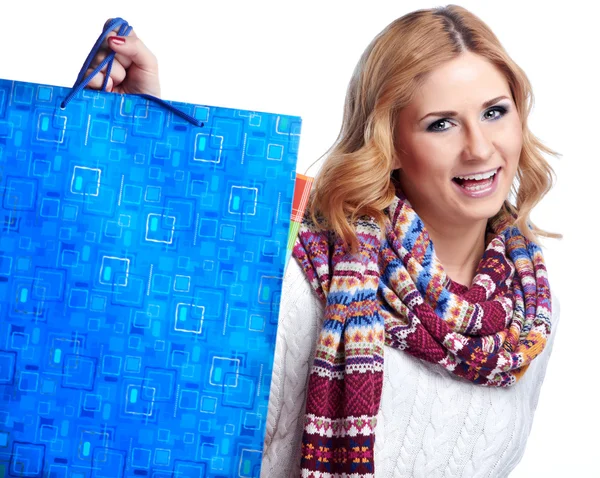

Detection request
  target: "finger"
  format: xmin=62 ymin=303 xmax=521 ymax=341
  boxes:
xmin=84 ymin=69 xmax=108 ymax=90
xmin=113 ymin=51 xmax=133 ymax=70
xmin=104 ymin=61 xmax=127 ymax=88
xmin=102 ymin=18 xmax=136 ymax=59
xmin=103 ymin=18 xmax=114 ymax=31
xmin=106 ymin=32 xmax=133 ymax=70
xmin=83 ymin=62 xmax=124 ymax=91
xmin=103 ymin=17 xmax=132 ymax=35
xmin=85 ymin=70 xmax=115 ymax=91
xmin=102 ymin=27 xmax=140 ymax=69
xmin=103 ymin=21 xmax=139 ymax=40
xmin=116 ymin=29 xmax=139 ymax=68
xmin=89 ymin=49 xmax=110 ymax=70
xmin=88 ymin=50 xmax=127 ymax=84
xmin=107 ymin=35 xmax=158 ymax=72
xmin=105 ymin=76 xmax=114 ymax=93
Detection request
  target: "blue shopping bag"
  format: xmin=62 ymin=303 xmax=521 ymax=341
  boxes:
xmin=0 ymin=19 xmax=301 ymax=478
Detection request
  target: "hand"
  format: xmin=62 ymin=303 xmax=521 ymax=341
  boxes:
xmin=85 ymin=19 xmax=161 ymax=97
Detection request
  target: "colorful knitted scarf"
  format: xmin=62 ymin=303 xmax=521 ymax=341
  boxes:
xmin=293 ymin=191 xmax=552 ymax=477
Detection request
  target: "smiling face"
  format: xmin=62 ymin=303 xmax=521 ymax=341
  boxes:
xmin=394 ymin=51 xmax=523 ymax=229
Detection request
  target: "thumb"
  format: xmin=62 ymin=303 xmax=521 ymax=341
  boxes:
xmin=107 ymin=35 xmax=158 ymax=73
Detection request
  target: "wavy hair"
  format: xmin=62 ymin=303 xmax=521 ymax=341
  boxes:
xmin=308 ymin=4 xmax=561 ymax=251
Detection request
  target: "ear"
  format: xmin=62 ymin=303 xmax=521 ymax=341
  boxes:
xmin=392 ymin=154 xmax=402 ymax=170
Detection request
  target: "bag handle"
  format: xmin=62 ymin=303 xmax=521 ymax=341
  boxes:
xmin=61 ymin=17 xmax=201 ymax=127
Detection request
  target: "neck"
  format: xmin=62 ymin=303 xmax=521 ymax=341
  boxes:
xmin=421 ymin=216 xmax=487 ymax=287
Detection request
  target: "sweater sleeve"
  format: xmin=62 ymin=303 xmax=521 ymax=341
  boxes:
xmin=260 ymin=259 xmax=324 ymax=478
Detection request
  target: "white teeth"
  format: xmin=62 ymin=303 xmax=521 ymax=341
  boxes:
xmin=462 ymin=181 xmax=492 ymax=191
xmin=454 ymin=168 xmax=498 ymax=181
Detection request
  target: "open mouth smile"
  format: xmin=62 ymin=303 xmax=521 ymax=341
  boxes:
xmin=452 ymin=167 xmax=500 ymax=197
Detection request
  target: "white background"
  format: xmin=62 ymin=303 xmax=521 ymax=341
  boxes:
xmin=0 ymin=1 xmax=597 ymax=476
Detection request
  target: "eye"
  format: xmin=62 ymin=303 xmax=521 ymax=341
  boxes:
xmin=427 ymin=119 xmax=453 ymax=132
xmin=483 ymin=105 xmax=508 ymax=121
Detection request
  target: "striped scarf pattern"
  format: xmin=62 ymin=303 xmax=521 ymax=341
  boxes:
xmin=293 ymin=193 xmax=552 ymax=477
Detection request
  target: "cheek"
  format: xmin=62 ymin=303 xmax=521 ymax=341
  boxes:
xmin=405 ymin=135 xmax=452 ymax=177
xmin=501 ymin=116 xmax=523 ymax=164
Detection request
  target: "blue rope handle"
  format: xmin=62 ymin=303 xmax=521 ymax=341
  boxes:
xmin=62 ymin=17 xmax=201 ymax=127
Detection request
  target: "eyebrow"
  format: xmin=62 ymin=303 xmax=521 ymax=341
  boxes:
xmin=418 ymin=95 xmax=510 ymax=122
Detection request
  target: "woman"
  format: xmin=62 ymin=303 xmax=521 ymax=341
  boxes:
xmin=89 ymin=5 xmax=560 ymax=477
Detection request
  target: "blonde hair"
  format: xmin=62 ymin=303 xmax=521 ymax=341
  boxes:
xmin=309 ymin=4 xmax=561 ymax=251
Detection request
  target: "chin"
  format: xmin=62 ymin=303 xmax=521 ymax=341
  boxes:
xmin=473 ymin=205 xmax=504 ymax=222
xmin=449 ymin=172 xmax=512 ymax=223
xmin=445 ymin=192 xmax=505 ymax=225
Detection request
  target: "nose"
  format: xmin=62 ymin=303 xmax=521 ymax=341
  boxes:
xmin=462 ymin=122 xmax=495 ymax=162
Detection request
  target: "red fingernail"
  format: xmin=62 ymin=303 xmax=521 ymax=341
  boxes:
xmin=109 ymin=36 xmax=125 ymax=45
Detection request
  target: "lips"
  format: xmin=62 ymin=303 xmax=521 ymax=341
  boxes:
xmin=456 ymin=175 xmax=495 ymax=191
xmin=451 ymin=167 xmax=501 ymax=198
xmin=452 ymin=167 xmax=499 ymax=187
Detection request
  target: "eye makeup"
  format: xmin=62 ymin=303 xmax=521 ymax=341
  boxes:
xmin=425 ymin=103 xmax=510 ymax=133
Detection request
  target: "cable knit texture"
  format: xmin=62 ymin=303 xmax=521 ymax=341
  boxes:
xmin=261 ymin=259 xmax=560 ymax=478
xmin=289 ymin=192 xmax=552 ymax=477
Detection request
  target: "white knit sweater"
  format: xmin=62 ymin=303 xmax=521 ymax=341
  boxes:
xmin=261 ymin=258 xmax=560 ymax=478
